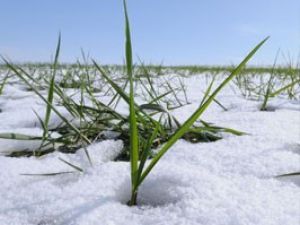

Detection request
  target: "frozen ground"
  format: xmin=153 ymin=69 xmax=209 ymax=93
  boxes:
xmin=0 ymin=74 xmax=299 ymax=225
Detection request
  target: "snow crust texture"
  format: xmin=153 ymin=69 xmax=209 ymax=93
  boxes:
xmin=0 ymin=75 xmax=299 ymax=225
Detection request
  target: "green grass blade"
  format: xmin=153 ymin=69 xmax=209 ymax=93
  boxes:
xmin=21 ymin=171 xmax=75 ymax=176
xmin=139 ymin=37 xmax=269 ymax=185
xmin=93 ymin=60 xmax=130 ymax=103
xmin=0 ymin=73 xmax=9 ymax=95
xmin=123 ymin=0 xmax=139 ymax=205
xmin=137 ymin=115 xmax=162 ymax=181
xmin=276 ymin=172 xmax=300 ymax=177
xmin=59 ymin=157 xmax=84 ymax=172
xmin=43 ymin=34 xmax=61 ymax=139
xmin=200 ymin=74 xmax=216 ymax=106
xmin=261 ymin=49 xmax=280 ymax=110
xmin=140 ymin=104 xmax=167 ymax=112
xmin=269 ymin=79 xmax=300 ymax=97
xmin=33 ymin=110 xmax=47 ymax=132
xmin=148 ymin=90 xmax=174 ymax=104
xmin=0 ymin=133 xmax=42 ymax=140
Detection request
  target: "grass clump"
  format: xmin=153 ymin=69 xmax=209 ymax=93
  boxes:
xmin=234 ymin=51 xmax=300 ymax=111
xmin=0 ymin=0 xmax=269 ymax=206
xmin=119 ymin=1 xmax=268 ymax=205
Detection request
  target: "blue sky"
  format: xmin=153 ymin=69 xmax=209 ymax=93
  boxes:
xmin=0 ymin=0 xmax=299 ymax=65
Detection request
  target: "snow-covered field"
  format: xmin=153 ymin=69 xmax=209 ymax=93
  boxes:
xmin=0 ymin=73 xmax=299 ymax=225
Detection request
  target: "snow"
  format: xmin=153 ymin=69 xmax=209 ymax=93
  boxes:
xmin=0 ymin=73 xmax=299 ymax=225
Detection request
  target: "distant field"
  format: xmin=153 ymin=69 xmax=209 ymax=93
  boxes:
xmin=1 ymin=63 xmax=299 ymax=75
